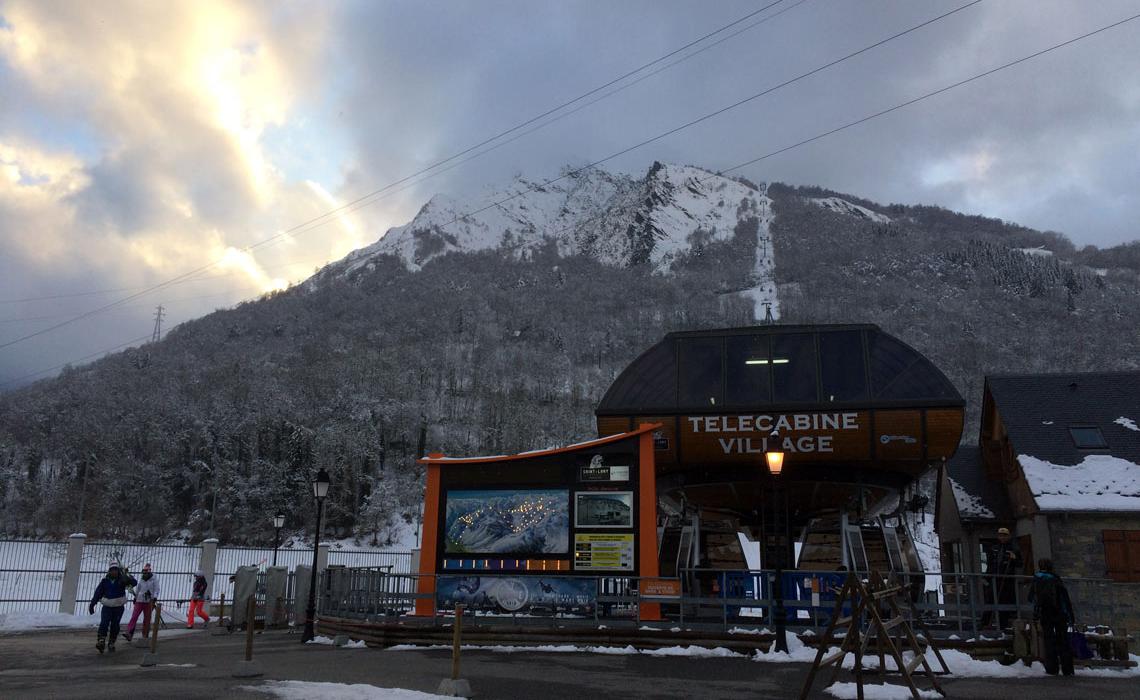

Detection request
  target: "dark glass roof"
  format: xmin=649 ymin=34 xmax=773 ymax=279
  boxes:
xmin=597 ymin=324 xmax=964 ymax=415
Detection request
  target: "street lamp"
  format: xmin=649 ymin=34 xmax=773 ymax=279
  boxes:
xmin=765 ymin=444 xmax=788 ymax=653
xmin=272 ymin=511 xmax=286 ymax=567
xmin=301 ymin=468 xmax=331 ymax=643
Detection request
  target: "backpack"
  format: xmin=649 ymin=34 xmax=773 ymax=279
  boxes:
xmin=1034 ymin=573 xmax=1063 ymax=615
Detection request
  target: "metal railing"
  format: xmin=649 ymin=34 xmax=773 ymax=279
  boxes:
xmin=318 ymin=566 xmax=1123 ymax=639
xmin=0 ymin=537 xmax=413 ymax=615
xmin=0 ymin=540 xmax=68 ymax=612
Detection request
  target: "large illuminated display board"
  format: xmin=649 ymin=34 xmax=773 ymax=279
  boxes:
xmin=414 ymin=424 xmax=662 ymax=619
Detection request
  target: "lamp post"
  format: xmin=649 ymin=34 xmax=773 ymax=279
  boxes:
xmin=272 ymin=511 xmax=286 ymax=567
xmin=301 ymin=468 xmax=330 ymax=644
xmin=765 ymin=446 xmax=788 ymax=653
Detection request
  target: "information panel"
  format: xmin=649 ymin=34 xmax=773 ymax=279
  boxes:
xmin=573 ymin=533 xmax=634 ymax=571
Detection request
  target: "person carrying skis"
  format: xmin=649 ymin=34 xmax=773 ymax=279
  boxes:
xmin=187 ymin=570 xmax=210 ymax=628
xmin=123 ymin=563 xmax=160 ymax=642
xmin=1031 ymin=557 xmax=1075 ymax=676
xmin=88 ymin=563 xmax=137 ymax=653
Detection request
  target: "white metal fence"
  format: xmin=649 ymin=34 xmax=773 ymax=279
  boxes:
xmin=0 ymin=537 xmax=413 ymax=615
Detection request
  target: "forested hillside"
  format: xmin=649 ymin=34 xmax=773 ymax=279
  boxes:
xmin=1 ymin=165 xmax=1137 ymax=544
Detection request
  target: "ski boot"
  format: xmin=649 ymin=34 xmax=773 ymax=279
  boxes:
xmin=96 ymin=637 xmax=106 ymax=654
xmin=107 ymin=641 xmax=116 ymax=653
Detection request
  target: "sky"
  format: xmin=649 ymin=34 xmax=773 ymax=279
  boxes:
xmin=1 ymin=0 xmax=1138 ymax=386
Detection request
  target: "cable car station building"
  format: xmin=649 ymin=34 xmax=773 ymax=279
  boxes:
xmin=413 ymin=323 xmax=965 ymax=619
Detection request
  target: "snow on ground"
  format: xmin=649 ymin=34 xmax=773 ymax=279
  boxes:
xmin=383 ymin=638 xmax=1140 ymax=679
xmin=386 ymin=643 xmax=745 ymax=658
xmin=949 ymin=477 xmax=995 ymax=518
xmin=305 ymin=635 xmax=368 ymax=648
xmin=246 ymin=681 xmax=450 ymax=700
xmin=1019 ymin=454 xmax=1140 ymax=511
xmin=0 ymin=611 xmax=97 ymax=631
xmin=808 ymin=197 xmax=891 ymax=224
xmin=1016 ymin=246 xmax=1054 ymax=257
xmin=825 ymin=682 xmax=940 ymax=699
xmin=1115 ymin=417 xmax=1139 ymax=432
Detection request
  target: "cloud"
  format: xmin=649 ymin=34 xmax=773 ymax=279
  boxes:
xmin=0 ymin=0 xmax=359 ymax=382
xmin=1 ymin=0 xmax=1138 ymax=384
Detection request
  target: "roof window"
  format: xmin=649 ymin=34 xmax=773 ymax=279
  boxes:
xmin=1069 ymin=426 xmax=1107 ymax=449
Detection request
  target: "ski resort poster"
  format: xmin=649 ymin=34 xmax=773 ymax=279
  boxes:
xmin=444 ymin=489 xmax=570 ymax=554
xmin=436 ymin=575 xmax=595 ymax=615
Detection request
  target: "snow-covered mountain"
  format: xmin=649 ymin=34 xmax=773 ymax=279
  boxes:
xmin=6 ymin=161 xmax=1138 ymax=543
xmin=329 ymin=162 xmax=781 ymax=320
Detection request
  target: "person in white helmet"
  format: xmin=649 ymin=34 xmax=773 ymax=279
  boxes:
xmin=123 ymin=563 xmax=160 ymax=641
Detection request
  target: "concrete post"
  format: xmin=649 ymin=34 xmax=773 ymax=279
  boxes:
xmin=199 ymin=538 xmax=219 ymax=602
xmin=59 ymin=533 xmax=86 ymax=614
xmin=265 ymin=566 xmax=288 ymax=627
xmin=231 ymin=565 xmax=258 ymax=629
xmin=293 ymin=565 xmax=311 ymax=626
xmin=316 ymin=542 xmax=330 ymax=573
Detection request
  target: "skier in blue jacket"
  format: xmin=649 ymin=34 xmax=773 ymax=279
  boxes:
xmin=88 ymin=563 xmax=137 ymax=653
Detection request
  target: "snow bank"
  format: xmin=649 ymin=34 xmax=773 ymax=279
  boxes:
xmin=1019 ymin=454 xmax=1140 ymax=511
xmin=752 ymin=632 xmax=820 ymax=663
xmin=305 ymin=635 xmax=367 ymax=648
xmin=387 ymin=642 xmax=744 ymax=658
xmin=0 ymin=611 xmax=98 ymax=631
xmin=245 ymin=681 xmax=450 ymax=699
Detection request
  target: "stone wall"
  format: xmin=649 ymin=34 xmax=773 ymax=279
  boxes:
xmin=1048 ymin=513 xmax=1140 ymax=632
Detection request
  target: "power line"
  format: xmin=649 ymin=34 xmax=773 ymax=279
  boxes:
xmin=7 ymin=11 xmax=1136 ymax=391
xmin=714 ymin=11 xmax=1140 ymax=177
xmin=204 ymin=0 xmax=977 ymax=268
xmin=1 ymin=334 xmax=153 ymax=388
xmin=254 ymin=0 xmax=812 ymax=243
xmin=0 ymin=286 xmax=266 ymax=326
xmin=0 ymin=2 xmax=797 ymax=350
xmin=0 ymin=257 xmax=323 ymax=305
xmin=426 ymin=0 xmax=984 ymax=236
xmin=494 ymin=9 xmax=1140 ymax=257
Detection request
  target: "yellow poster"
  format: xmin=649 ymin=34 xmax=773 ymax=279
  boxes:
xmin=574 ymin=533 xmax=634 ymax=571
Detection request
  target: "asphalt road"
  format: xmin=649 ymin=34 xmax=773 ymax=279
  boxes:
xmin=1 ymin=627 xmax=1138 ymax=699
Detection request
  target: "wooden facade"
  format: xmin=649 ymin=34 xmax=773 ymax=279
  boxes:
xmin=595 ymin=325 xmax=965 ymax=519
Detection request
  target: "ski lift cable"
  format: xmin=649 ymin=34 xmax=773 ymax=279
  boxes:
xmin=0 ymin=1 xmax=796 ymax=351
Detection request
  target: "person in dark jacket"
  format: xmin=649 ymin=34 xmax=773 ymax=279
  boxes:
xmin=187 ymin=570 xmax=210 ymax=628
xmin=88 ymin=563 xmax=137 ymax=653
xmin=981 ymin=527 xmax=1023 ymax=631
xmin=1030 ymin=558 xmax=1075 ymax=676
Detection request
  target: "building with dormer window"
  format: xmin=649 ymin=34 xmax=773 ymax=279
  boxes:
xmin=937 ymin=371 xmax=1140 ymax=626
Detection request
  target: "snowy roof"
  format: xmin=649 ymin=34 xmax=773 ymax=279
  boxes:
xmin=1019 ymin=453 xmax=1140 ymax=512
xmin=986 ymin=372 xmax=1140 ymax=466
xmin=949 ymin=478 xmax=996 ymax=519
xmin=945 ymin=446 xmax=1012 ymax=521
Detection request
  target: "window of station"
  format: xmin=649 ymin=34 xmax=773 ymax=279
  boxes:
xmin=771 ymin=333 xmax=818 ymax=403
xmin=1070 ymin=426 xmax=1107 ymax=449
xmin=677 ymin=337 xmax=724 ymax=407
xmin=819 ymin=330 xmax=868 ymax=402
xmin=725 ymin=334 xmax=772 ymax=404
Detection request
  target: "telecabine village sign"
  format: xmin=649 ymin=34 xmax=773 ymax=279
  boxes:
xmin=688 ymin=412 xmax=865 ymax=456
